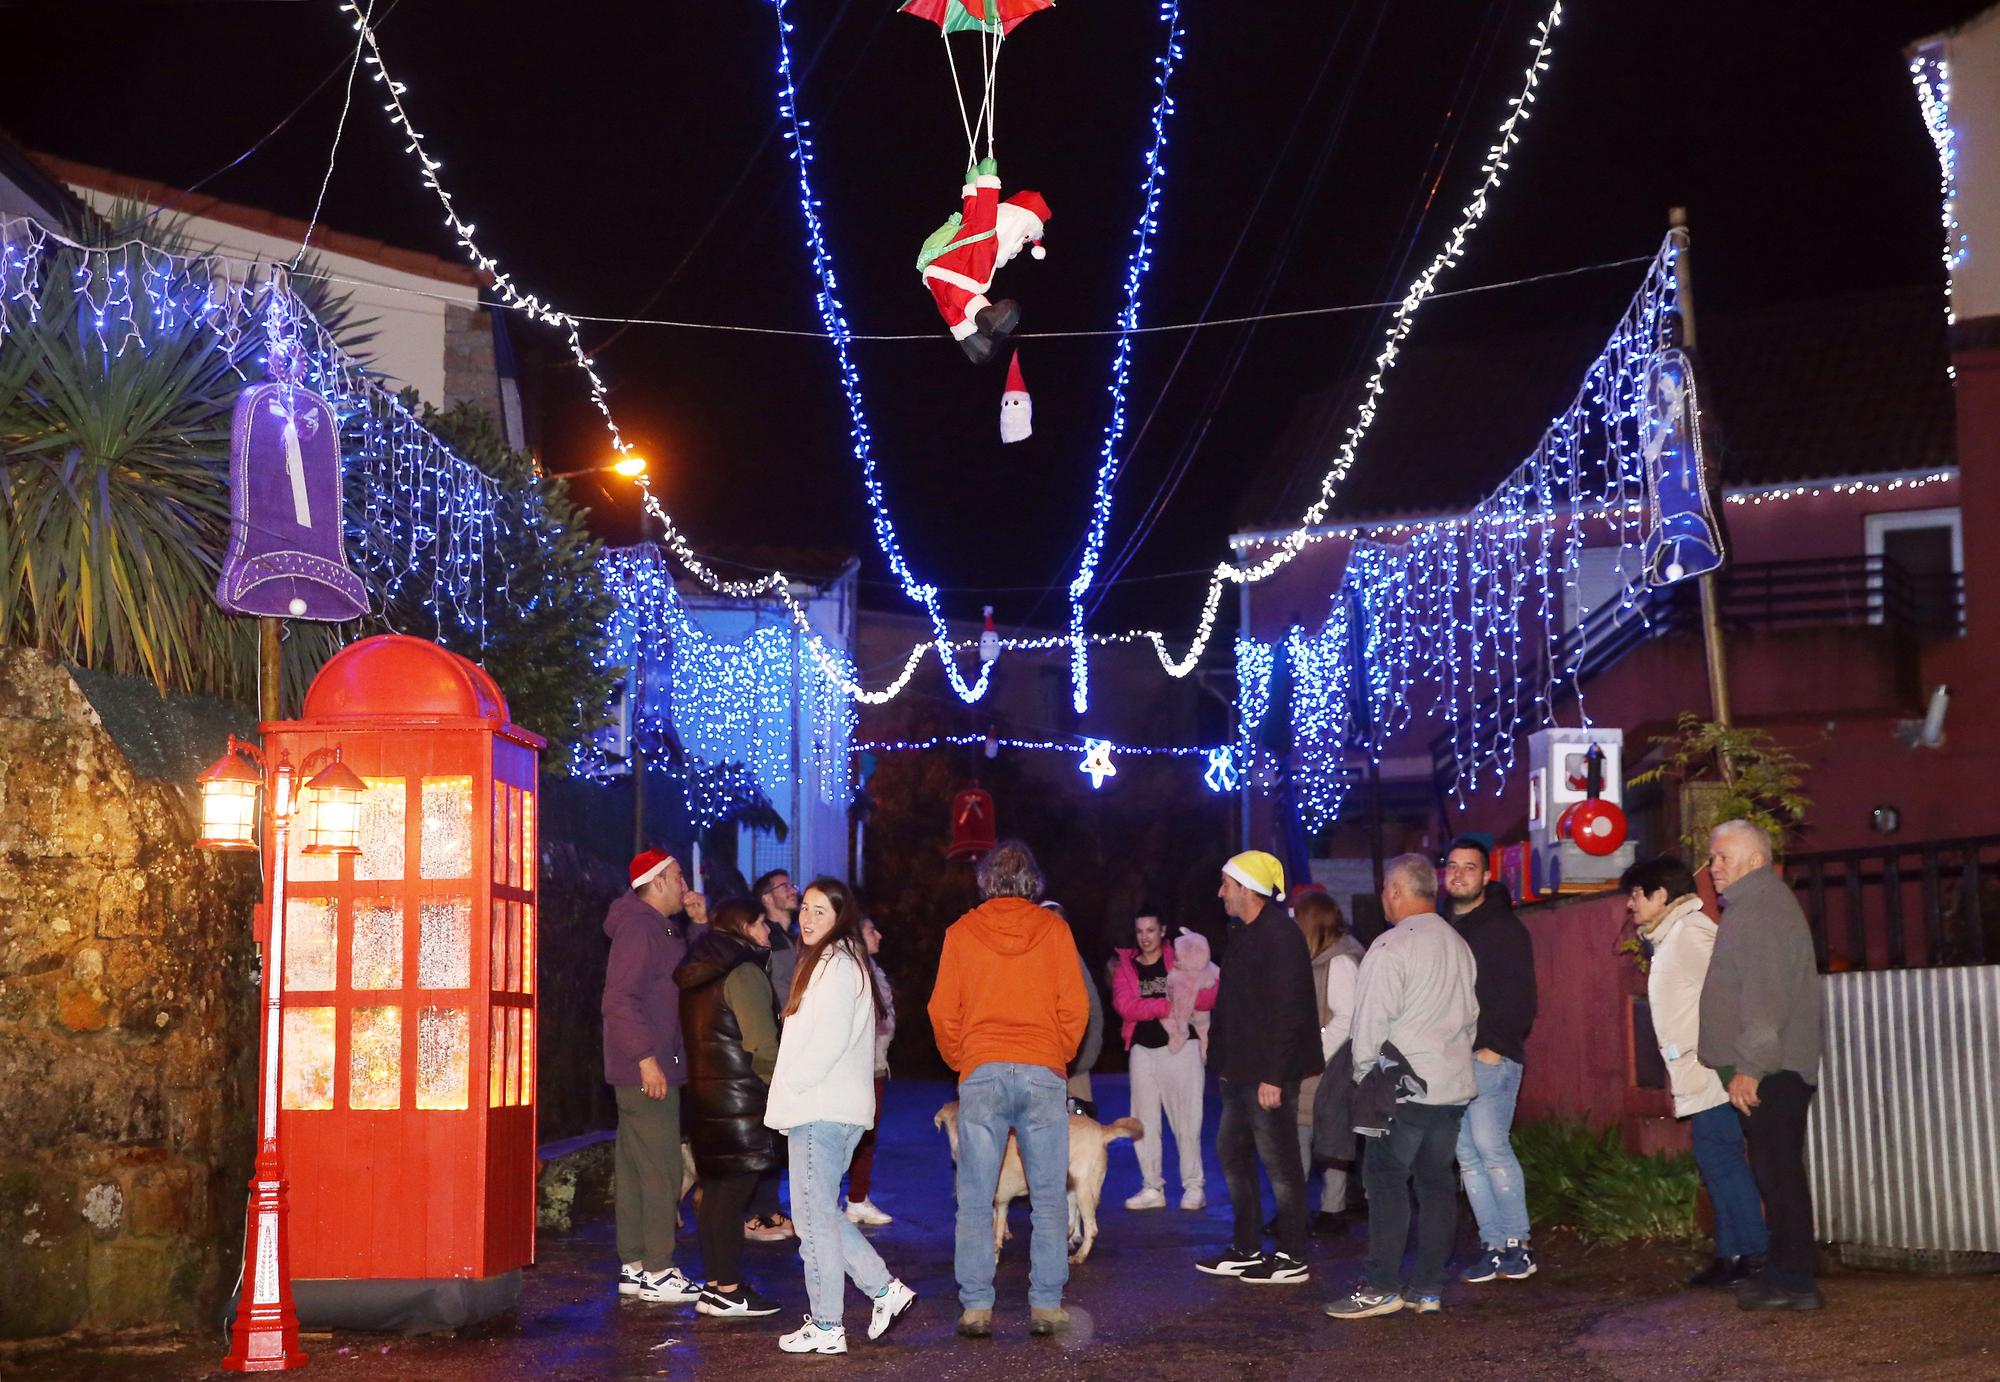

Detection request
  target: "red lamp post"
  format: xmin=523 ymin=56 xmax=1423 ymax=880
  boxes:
xmin=198 ymin=734 xmax=357 ymax=1372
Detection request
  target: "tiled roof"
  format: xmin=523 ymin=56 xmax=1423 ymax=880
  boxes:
xmin=30 ymin=151 xmax=489 ymax=289
xmin=1247 ymin=286 xmax=1955 ymax=527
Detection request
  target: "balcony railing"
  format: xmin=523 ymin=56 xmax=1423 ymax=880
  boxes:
xmin=1784 ymin=835 xmax=1999 ymax=972
xmin=1431 ymin=555 xmax=1964 ymax=794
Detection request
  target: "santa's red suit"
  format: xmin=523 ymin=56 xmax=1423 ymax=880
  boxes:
xmin=917 ymin=157 xmax=1049 ymax=363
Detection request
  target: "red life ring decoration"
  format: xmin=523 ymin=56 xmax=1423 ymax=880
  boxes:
xmin=1559 ymin=798 xmax=1628 ymax=856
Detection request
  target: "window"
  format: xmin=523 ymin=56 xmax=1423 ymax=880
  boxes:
xmin=1562 ymin=545 xmax=1640 ymax=635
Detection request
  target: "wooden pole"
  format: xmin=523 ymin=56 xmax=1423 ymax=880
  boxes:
xmin=258 ymin=618 xmax=282 ymax=724
xmin=1668 ymin=208 xmax=1734 ymax=731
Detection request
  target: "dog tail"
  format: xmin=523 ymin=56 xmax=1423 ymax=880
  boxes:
xmin=934 ymin=1102 xmax=957 ymax=1131
xmin=1102 ymin=1116 xmax=1144 ymax=1143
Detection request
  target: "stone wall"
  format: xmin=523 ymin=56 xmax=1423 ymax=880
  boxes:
xmin=441 ymin=304 xmax=503 ymax=424
xmin=0 ymin=649 xmax=260 ymax=1340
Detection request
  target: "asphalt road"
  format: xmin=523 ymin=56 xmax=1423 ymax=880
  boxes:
xmin=10 ymin=1076 xmax=1996 ymax=1380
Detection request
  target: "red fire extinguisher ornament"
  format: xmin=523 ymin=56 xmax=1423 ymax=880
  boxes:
xmin=1556 ymin=741 xmax=1628 ymax=857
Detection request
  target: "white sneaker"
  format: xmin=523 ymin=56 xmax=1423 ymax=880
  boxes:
xmin=1124 ymin=1186 xmax=1167 ymax=1211
xmin=779 ymin=1317 xmax=847 ymax=1354
xmin=867 ymin=1279 xmax=916 ymax=1340
xmin=1180 ymin=1187 xmax=1206 ymax=1211
xmin=846 ymin=1198 xmax=893 ymax=1226
xmin=636 ymin=1266 xmax=702 ymax=1303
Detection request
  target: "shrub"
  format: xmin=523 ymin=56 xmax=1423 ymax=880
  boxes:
xmin=1511 ymin=1117 xmax=1701 ymax=1244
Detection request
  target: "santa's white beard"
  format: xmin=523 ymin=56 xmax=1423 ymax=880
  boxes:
xmin=1000 ymin=392 xmax=1032 ymax=443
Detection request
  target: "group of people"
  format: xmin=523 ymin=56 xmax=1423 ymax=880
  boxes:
xmin=601 ymin=855 xmax=913 ymax=1355
xmin=598 ymin=814 xmax=1825 ymax=1352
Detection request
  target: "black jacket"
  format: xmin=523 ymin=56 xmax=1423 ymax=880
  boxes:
xmin=1208 ymin=900 xmax=1324 ymax=1087
xmin=1451 ymin=882 xmax=1538 ymax=1064
xmin=1312 ymin=1039 xmax=1427 ymax=1165
xmin=674 ymin=930 xmax=779 ymax=1178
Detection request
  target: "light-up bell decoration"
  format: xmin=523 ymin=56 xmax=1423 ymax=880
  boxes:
xmin=300 ymin=749 xmax=367 ymax=857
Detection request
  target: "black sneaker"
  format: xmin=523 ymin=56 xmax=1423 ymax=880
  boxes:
xmin=1195 ymin=1248 xmax=1266 ymax=1277
xmin=1239 ymin=1251 xmax=1310 ymax=1285
xmin=696 ymin=1284 xmax=781 ymax=1318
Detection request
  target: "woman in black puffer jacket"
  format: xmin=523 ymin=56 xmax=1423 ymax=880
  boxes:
xmin=675 ymin=897 xmax=782 ymax=1318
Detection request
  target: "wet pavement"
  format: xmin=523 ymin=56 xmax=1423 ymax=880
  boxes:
xmin=10 ymin=1076 xmax=1997 ymax=1381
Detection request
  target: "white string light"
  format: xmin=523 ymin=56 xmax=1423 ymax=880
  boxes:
xmin=1910 ymin=42 xmax=1963 ymax=380
xmin=1125 ymin=0 xmax=1568 ymax=687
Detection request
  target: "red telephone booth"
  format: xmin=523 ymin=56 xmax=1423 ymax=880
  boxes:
xmin=262 ymin=635 xmax=544 ymax=1290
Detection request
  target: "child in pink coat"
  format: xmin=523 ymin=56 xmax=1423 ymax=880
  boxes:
xmin=1163 ymin=931 xmax=1220 ymax=1057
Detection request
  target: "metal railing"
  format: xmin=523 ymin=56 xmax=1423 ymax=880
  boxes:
xmin=1783 ymin=834 xmax=2000 ymax=972
xmin=1431 ymin=555 xmax=1964 ymax=793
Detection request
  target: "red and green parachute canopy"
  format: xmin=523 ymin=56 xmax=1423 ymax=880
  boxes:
xmin=900 ymin=0 xmax=1052 ymax=37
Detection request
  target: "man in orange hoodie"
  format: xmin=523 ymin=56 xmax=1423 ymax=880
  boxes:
xmin=928 ymin=839 xmax=1088 ymax=1340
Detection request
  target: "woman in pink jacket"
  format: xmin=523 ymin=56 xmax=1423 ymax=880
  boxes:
xmin=1111 ymin=907 xmax=1218 ymax=1211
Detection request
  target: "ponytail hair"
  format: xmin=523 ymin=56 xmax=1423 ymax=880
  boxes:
xmin=783 ymin=877 xmax=886 ymax=1021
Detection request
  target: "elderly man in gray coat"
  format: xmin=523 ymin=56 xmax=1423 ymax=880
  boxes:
xmin=1699 ymin=819 xmax=1824 ymax=1312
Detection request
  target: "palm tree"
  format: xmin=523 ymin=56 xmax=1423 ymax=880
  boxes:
xmin=0 ymin=208 xmax=361 ymax=702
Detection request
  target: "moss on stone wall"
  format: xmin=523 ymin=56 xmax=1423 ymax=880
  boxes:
xmin=0 ymin=648 xmax=260 ymax=1340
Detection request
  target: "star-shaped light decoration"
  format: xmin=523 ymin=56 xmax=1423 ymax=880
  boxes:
xmin=1203 ymin=745 xmax=1238 ymax=794
xmin=1078 ymin=738 xmax=1117 ymax=790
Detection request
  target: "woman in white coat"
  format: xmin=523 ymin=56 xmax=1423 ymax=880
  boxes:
xmin=1623 ymin=856 xmax=1770 ymax=1286
xmin=766 ymin=878 xmax=917 ymax=1353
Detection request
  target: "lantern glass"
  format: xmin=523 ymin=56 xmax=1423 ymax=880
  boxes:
xmin=198 ymin=777 xmax=260 ymax=850
xmin=302 ymin=753 xmax=367 ymax=857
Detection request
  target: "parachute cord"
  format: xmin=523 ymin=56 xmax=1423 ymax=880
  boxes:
xmin=985 ymin=27 xmax=1001 ymax=162
xmin=943 ymin=32 xmax=980 ymax=166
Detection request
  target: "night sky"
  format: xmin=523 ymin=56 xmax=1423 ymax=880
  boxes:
xmin=5 ymin=0 xmax=1983 ymax=643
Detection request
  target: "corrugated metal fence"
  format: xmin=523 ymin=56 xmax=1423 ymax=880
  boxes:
xmin=1808 ymin=965 xmax=2000 ymax=1252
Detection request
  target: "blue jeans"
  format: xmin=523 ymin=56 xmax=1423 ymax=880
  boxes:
xmin=953 ymin=1062 xmax=1069 ymax=1310
xmin=789 ymin=1121 xmax=893 ymax=1329
xmin=1456 ymin=1055 xmax=1531 ymax=1247
xmin=1691 ymin=1102 xmax=1770 ymax=1259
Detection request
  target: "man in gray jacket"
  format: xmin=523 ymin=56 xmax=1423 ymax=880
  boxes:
xmin=1325 ymin=854 xmax=1479 ymax=1320
xmin=1699 ymin=819 xmax=1824 ymax=1311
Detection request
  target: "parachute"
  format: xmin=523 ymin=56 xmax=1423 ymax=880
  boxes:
xmin=901 ymin=0 xmax=1054 ymax=163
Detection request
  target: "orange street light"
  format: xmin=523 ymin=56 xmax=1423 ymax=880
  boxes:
xmin=611 ymin=454 xmax=647 ymax=479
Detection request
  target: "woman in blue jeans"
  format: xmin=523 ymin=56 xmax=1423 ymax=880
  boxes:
xmin=764 ymin=878 xmax=918 ymax=1354
xmin=1622 ymin=857 xmax=1769 ymax=1284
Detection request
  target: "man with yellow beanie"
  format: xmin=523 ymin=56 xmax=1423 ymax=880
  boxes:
xmin=1195 ymin=852 xmax=1324 ymax=1285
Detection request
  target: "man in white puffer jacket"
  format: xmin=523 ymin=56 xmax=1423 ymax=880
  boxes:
xmin=1623 ymin=855 xmax=1768 ymax=1288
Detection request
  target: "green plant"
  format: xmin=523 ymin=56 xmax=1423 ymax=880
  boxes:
xmin=0 ymin=209 xmax=344 ymax=701
xmin=1510 ymin=1117 xmax=1701 ymax=1244
xmin=1635 ymin=712 xmax=1811 ymax=859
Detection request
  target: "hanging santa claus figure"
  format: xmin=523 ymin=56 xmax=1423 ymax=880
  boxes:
xmin=916 ymin=158 xmax=1049 ymax=365
xmin=999 ymin=351 xmax=1032 ymax=443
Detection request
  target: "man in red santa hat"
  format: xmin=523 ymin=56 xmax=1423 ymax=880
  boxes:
xmin=917 ymin=157 xmax=1050 ymax=364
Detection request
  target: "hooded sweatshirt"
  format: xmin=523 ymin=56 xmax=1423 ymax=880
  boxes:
xmin=927 ymin=896 xmax=1088 ymax=1079
xmin=601 ymin=891 xmax=690 ymax=1087
xmin=1450 ymin=881 xmax=1538 ymax=1064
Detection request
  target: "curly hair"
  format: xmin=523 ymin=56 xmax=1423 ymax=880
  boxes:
xmin=975 ymin=839 xmax=1045 ymax=902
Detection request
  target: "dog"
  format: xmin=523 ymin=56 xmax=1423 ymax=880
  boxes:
xmin=934 ymin=1101 xmax=1142 ymax=1264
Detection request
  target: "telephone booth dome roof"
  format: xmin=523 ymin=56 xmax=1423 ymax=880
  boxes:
xmin=302 ymin=634 xmax=510 ymax=722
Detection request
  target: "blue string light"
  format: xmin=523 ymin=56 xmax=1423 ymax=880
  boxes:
xmin=590 ymin=544 xmax=858 ymax=824
xmin=1066 ymin=0 xmax=1187 ymax=713
xmin=764 ymin=0 xmax=996 ymax=704
xmin=1234 ymin=241 xmax=1679 ymax=829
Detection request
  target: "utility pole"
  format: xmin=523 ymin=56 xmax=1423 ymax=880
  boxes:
xmin=1668 ymin=207 xmax=1734 ymax=731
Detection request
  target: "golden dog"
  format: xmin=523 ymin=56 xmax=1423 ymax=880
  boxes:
xmin=934 ymin=1102 xmax=1142 ymax=1264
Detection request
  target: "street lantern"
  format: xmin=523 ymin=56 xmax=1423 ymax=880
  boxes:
xmin=262 ymin=634 xmax=544 ymax=1308
xmin=198 ymin=733 xmax=359 ymax=1373
xmin=301 ymin=750 xmax=367 ymax=857
xmin=197 ymin=736 xmax=265 ymax=850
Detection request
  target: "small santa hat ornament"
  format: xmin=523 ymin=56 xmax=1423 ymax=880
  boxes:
xmin=979 ymin=605 xmax=1001 ymax=665
xmin=1000 ymin=352 xmax=1033 ymax=444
